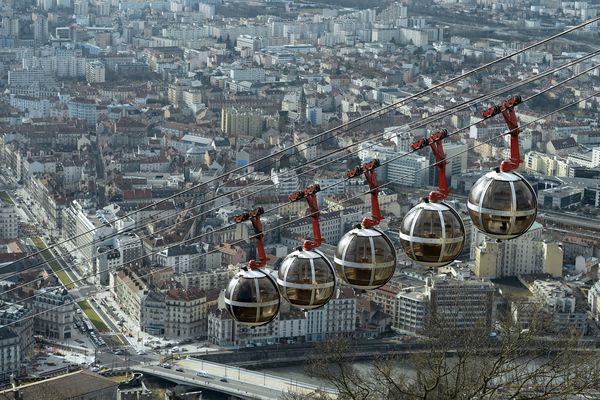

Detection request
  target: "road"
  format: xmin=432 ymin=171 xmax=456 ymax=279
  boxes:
xmin=138 ymin=358 xmax=337 ymax=400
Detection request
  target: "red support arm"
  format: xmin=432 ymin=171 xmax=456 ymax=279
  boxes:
xmin=500 ymin=97 xmax=522 ymax=172
xmin=289 ymin=184 xmax=323 ymax=251
xmin=347 ymin=159 xmax=382 ymax=228
xmin=410 ymin=129 xmax=449 ymax=203
xmin=428 ymin=130 xmax=448 ymax=202
xmin=234 ymin=207 xmax=268 ymax=269
xmin=481 ymin=95 xmax=523 ymax=172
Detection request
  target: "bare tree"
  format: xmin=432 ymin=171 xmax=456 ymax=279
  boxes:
xmin=287 ymin=308 xmax=600 ymax=400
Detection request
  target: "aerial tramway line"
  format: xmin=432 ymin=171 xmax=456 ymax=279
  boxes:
xmin=2 ymin=58 xmax=599 ymax=323
xmin=2 ymin=18 xmax=600 ymax=330
xmin=5 ymin=16 xmax=599 ymax=279
xmin=6 ymin=52 xmax=598 ymax=292
xmin=2 ymin=90 xmax=598 ymax=330
xmin=223 ymin=95 xmax=540 ymax=326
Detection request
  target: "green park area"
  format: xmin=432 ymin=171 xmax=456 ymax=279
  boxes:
xmin=77 ymin=300 xmax=109 ymax=333
xmin=0 ymin=191 xmax=14 ymax=205
xmin=31 ymin=237 xmax=75 ymax=289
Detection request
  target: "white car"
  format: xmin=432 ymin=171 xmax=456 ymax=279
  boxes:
xmin=196 ymin=370 xmax=210 ymax=378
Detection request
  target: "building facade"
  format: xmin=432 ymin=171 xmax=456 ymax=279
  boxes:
xmin=33 ymin=287 xmax=74 ymax=340
xmin=0 ymin=200 xmax=18 ymax=240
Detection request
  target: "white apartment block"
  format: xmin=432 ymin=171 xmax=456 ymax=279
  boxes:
xmin=473 ymin=222 xmax=563 ymax=279
xmin=271 ymin=168 xmax=300 ymax=196
xmin=443 ymin=142 xmax=468 ymax=181
xmin=182 ymin=88 xmax=203 ymax=112
xmin=55 ymin=49 xmax=86 ymax=78
xmin=198 ymin=3 xmax=216 ymax=19
xmin=531 ymin=280 xmax=576 ymax=314
xmin=8 ymin=68 xmax=55 ymax=86
xmin=394 ymin=287 xmax=428 ymax=333
xmin=386 ymin=152 xmax=429 ymax=186
xmin=68 ymin=98 xmax=97 ymax=127
xmin=9 ymin=95 xmax=51 ymax=118
xmin=96 ymin=246 xmax=121 ymax=286
xmin=278 ymin=310 xmax=307 ymax=340
xmin=526 ymin=279 xmax=587 ymax=333
xmin=156 ymin=245 xmax=202 ymax=274
xmin=86 ymin=60 xmax=106 ymax=83
xmin=593 ymin=147 xmax=600 ymax=167
xmin=114 ymin=232 xmax=142 ymax=267
xmin=62 ymin=201 xmax=115 ymax=279
xmin=230 ymin=67 xmax=266 ymax=82
xmin=0 ymin=200 xmax=18 ymax=240
xmin=305 ymin=288 xmax=356 ymax=342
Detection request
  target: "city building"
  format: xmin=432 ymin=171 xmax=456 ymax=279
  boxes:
xmin=426 ymin=277 xmax=495 ymax=334
xmin=0 ymin=199 xmax=18 ymax=240
xmin=96 ymin=246 xmax=121 ymax=286
xmin=386 ymin=152 xmax=429 ymax=187
xmin=156 ymin=245 xmax=202 ymax=274
xmin=68 ymin=98 xmax=98 ymax=128
xmin=163 ymin=288 xmax=217 ymax=338
xmin=305 ymin=288 xmax=356 ymax=342
xmin=473 ymin=222 xmax=563 ymax=279
xmin=0 ymin=327 xmax=20 ymax=381
xmin=112 ymin=270 xmax=147 ymax=326
xmin=220 ymin=107 xmax=268 ymax=137
xmin=32 ymin=287 xmax=74 ymax=340
xmin=0 ymin=370 xmax=119 ymax=399
xmin=537 ymin=186 xmax=584 ymax=209
xmin=519 ymin=279 xmax=587 ymax=334
xmin=62 ymin=201 xmax=115 ymax=279
xmin=230 ymin=67 xmax=266 ymax=82
xmin=85 ymin=60 xmax=106 ymax=83
xmin=394 ymin=287 xmax=428 ymax=334
xmin=0 ymin=301 xmax=34 ymax=362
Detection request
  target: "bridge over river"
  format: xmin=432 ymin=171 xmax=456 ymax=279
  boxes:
xmin=135 ymin=358 xmax=337 ymax=400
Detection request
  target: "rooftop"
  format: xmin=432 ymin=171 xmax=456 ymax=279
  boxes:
xmin=0 ymin=370 xmax=118 ymax=400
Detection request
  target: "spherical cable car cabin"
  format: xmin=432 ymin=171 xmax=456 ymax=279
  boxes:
xmin=467 ymin=96 xmax=537 ymax=240
xmin=400 ymin=130 xmax=466 ymax=268
xmin=277 ymin=185 xmax=336 ymax=310
xmin=334 ymin=160 xmax=397 ymax=290
xmin=223 ymin=207 xmax=281 ymax=326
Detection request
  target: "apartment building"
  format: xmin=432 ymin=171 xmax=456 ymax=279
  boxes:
xmin=426 ymin=278 xmax=495 ymax=333
xmin=473 ymin=222 xmax=563 ymax=279
xmin=0 ymin=301 xmax=34 ymax=362
xmin=33 ymin=287 xmax=73 ymax=340
xmin=305 ymin=288 xmax=356 ymax=342
xmin=0 ymin=328 xmax=19 ymax=381
xmin=86 ymin=60 xmax=106 ymax=83
xmin=0 ymin=200 xmax=18 ymax=240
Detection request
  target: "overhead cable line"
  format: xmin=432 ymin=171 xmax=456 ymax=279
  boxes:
xmin=5 ymin=90 xmax=597 ymax=329
xmin=10 ymin=50 xmax=599 ymax=280
xmin=4 ymin=88 xmax=597 ymax=319
xmin=10 ymin=16 xmax=600 ymax=269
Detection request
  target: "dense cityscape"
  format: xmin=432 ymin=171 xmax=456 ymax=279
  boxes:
xmin=0 ymin=0 xmax=599 ymax=398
